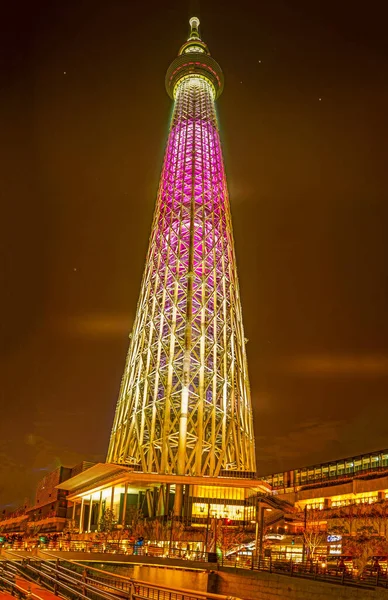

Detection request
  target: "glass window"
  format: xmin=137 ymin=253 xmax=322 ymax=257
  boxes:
xmin=184 ymin=45 xmax=205 ymax=54
xmin=362 ymin=456 xmax=370 ymax=469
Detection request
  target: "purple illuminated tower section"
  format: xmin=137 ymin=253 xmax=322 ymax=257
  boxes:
xmin=107 ymin=18 xmax=256 ymax=484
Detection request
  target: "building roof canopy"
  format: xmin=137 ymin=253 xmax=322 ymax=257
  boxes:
xmin=56 ymin=463 xmax=270 ymax=498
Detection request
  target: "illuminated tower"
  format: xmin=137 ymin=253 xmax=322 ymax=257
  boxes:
xmin=107 ymin=18 xmax=256 ymax=489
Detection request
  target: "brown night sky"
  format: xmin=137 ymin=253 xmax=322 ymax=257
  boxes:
xmin=1 ymin=0 xmax=388 ymax=509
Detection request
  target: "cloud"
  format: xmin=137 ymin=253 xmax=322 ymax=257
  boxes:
xmin=256 ymin=418 xmax=344 ymax=475
xmin=281 ymin=354 xmax=388 ymax=377
xmin=54 ymin=313 xmax=133 ymax=339
xmin=0 ymin=452 xmax=32 ymax=508
xmin=0 ymin=436 xmax=104 ymax=509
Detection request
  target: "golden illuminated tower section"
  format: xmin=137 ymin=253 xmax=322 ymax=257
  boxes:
xmin=107 ymin=18 xmax=256 ymax=487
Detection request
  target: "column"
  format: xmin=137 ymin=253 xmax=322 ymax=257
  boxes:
xmin=121 ymin=484 xmax=128 ymax=527
xmin=87 ymin=494 xmax=93 ymax=532
xmin=79 ymin=498 xmax=85 ymax=533
xmin=174 ymin=485 xmax=183 ymax=517
xmin=97 ymin=491 xmax=103 ymax=530
xmin=165 ymin=484 xmax=170 ymax=515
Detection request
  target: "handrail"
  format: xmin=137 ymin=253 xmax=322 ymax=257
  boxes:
xmin=220 ymin=554 xmax=388 ymax=590
xmin=42 ymin=550 xmax=136 ymax=581
xmin=39 ymin=561 xmax=131 ymax=597
xmin=6 ymin=547 xmax=388 ymax=591
xmin=4 ymin=560 xmax=121 ymax=600
xmin=0 ymin=572 xmax=47 ymax=600
xmin=10 ymin=553 xmax=245 ymax=600
xmin=42 ymin=553 xmax=241 ymax=600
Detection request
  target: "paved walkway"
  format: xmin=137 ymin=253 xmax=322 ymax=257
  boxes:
xmin=14 ymin=576 xmax=59 ymax=600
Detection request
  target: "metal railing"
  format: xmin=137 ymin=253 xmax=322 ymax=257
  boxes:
xmin=4 ymin=544 xmax=388 ymax=593
xmin=0 ymin=563 xmax=93 ymax=600
xmin=2 ymin=540 xmax=210 ymax=562
xmin=0 ymin=571 xmax=46 ymax=600
xmin=220 ymin=554 xmax=388 ymax=590
xmin=1 ymin=555 xmax=243 ymax=600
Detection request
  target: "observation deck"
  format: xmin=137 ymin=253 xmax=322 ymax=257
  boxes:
xmin=165 ymin=17 xmax=224 ymax=99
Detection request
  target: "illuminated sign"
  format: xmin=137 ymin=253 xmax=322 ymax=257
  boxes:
xmin=327 ymin=535 xmax=342 ymax=543
xmin=265 ymin=534 xmax=284 ymax=540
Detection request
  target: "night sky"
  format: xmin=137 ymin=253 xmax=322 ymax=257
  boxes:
xmin=1 ymin=1 xmax=388 ymax=509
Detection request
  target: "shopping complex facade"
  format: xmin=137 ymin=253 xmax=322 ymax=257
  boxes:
xmin=1 ymin=447 xmax=387 ymax=564
xmin=261 ymin=448 xmax=388 ymax=562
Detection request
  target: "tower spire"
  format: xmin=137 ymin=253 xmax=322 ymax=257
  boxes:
xmin=188 ymin=16 xmax=201 ymax=41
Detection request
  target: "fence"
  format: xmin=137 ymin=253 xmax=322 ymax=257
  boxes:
xmin=0 ymin=556 xmax=241 ymax=600
xmin=220 ymin=554 xmax=388 ymax=590
xmin=2 ymin=541 xmax=388 ymax=592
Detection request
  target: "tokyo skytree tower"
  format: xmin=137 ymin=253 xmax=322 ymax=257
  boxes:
xmin=107 ymin=18 xmax=256 ymax=479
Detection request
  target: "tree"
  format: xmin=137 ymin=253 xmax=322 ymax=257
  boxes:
xmin=142 ymin=517 xmax=170 ymax=544
xmin=145 ymin=515 xmax=186 ymax=543
xmin=207 ymin=520 xmax=246 ymax=556
xmin=374 ymin=500 xmax=388 ymax=538
xmin=328 ymin=524 xmax=347 ymax=536
xmin=219 ymin=526 xmax=246 ymax=556
xmin=338 ymin=503 xmax=362 ymax=535
xmin=97 ymin=509 xmax=117 ymax=542
xmin=123 ymin=507 xmax=144 ymax=537
xmin=303 ymin=509 xmax=326 ymax=561
xmin=330 ymin=500 xmax=388 ymax=541
xmin=19 ymin=518 xmax=29 ymax=533
xmin=63 ymin=519 xmax=78 ymax=537
xmin=343 ymin=527 xmax=388 ymax=577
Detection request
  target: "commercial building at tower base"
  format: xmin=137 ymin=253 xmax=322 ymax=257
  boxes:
xmin=57 ymin=464 xmax=270 ymax=533
xmin=1 ymin=447 xmax=387 ymax=571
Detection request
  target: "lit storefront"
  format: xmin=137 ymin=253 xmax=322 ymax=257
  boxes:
xmin=58 ymin=463 xmax=269 ymax=533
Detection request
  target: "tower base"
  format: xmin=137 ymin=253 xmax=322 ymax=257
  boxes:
xmin=57 ymin=463 xmax=270 ymax=532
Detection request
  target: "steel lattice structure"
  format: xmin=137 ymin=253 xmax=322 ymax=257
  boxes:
xmin=107 ymin=18 xmax=256 ymax=478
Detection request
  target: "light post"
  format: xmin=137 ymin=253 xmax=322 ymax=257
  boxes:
xmin=302 ymin=505 xmax=307 ymax=563
xmin=169 ymin=512 xmax=174 ymax=555
xmin=210 ymin=510 xmax=219 ymax=555
xmin=204 ymin=502 xmax=211 ymax=554
xmin=254 ymin=503 xmax=272 ymax=566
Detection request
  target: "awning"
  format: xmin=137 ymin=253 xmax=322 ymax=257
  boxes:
xmin=56 ymin=463 xmax=128 ymax=492
xmin=57 ymin=462 xmax=270 ymax=499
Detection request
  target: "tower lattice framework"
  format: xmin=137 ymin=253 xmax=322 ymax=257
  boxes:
xmin=107 ymin=18 xmax=256 ymax=477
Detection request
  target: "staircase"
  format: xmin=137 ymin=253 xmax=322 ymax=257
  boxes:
xmin=0 ymin=553 xmax=244 ymax=600
xmin=264 ymin=508 xmax=285 ymax=529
